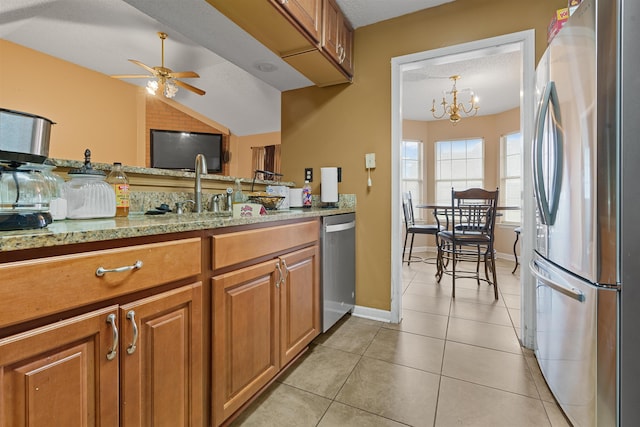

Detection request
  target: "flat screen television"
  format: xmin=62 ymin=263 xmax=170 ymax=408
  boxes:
xmin=150 ymin=129 xmax=222 ymax=173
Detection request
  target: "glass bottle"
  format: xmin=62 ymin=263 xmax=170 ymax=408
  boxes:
xmin=302 ymin=180 xmax=312 ymax=208
xmin=107 ymin=162 xmax=130 ymax=217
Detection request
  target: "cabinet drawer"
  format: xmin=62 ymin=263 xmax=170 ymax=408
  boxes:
xmin=0 ymin=238 xmax=201 ymax=328
xmin=212 ymin=220 xmax=319 ymax=270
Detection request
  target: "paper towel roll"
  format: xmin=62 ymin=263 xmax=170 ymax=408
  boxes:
xmin=321 ymin=167 xmax=339 ymax=203
xmin=289 ymin=188 xmax=303 ymax=207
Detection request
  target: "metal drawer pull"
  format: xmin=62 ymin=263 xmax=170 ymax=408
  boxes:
xmin=96 ymin=260 xmax=143 ymax=277
xmin=106 ymin=313 xmax=118 ymax=361
xmin=126 ymin=310 xmax=138 ymax=355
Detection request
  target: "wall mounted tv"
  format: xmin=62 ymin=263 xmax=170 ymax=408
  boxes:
xmin=150 ymin=129 xmax=222 ymax=173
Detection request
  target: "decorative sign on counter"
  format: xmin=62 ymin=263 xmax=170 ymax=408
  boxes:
xmin=232 ymin=203 xmax=266 ymax=218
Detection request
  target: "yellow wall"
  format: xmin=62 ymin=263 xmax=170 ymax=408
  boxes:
xmin=231 ymin=131 xmax=281 ymax=179
xmin=281 ymin=0 xmax=565 ymax=311
xmin=403 ymin=108 xmax=521 ymax=256
xmin=0 ymin=39 xmax=142 ymax=166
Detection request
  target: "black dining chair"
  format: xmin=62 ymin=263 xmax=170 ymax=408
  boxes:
xmin=402 ymin=192 xmax=443 ymax=265
xmin=436 ymin=187 xmax=499 ymax=299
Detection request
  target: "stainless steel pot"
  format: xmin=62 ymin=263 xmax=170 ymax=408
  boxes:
xmin=0 ymin=108 xmax=55 ymax=164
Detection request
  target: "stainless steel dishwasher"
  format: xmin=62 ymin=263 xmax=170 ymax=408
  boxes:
xmin=321 ymin=213 xmax=356 ymax=332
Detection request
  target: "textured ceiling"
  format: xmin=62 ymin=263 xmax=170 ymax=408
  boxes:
xmin=335 ymin=0 xmax=453 ymax=28
xmin=0 ymin=0 xmax=521 ymax=133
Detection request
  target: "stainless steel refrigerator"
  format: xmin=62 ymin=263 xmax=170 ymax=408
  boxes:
xmin=531 ymin=0 xmax=640 ymax=425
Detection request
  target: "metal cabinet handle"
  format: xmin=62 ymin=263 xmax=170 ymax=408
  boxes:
xmin=275 ymin=262 xmax=283 ymax=288
xmin=106 ymin=313 xmax=118 ymax=361
xmin=280 ymin=259 xmax=289 ymax=282
xmin=336 ymin=45 xmax=344 ymax=64
xmin=96 ymin=260 xmax=143 ymax=277
xmin=126 ymin=310 xmax=138 ymax=355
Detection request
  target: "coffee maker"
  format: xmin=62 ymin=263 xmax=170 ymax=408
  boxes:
xmin=0 ymin=108 xmax=55 ymax=230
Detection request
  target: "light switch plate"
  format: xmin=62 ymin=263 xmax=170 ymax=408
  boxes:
xmin=365 ymin=153 xmax=376 ymax=168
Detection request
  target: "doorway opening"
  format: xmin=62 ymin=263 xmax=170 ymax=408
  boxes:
xmin=390 ymin=30 xmax=536 ymax=348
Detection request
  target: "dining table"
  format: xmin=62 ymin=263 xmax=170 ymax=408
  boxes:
xmin=415 ymin=203 xmax=521 ymax=271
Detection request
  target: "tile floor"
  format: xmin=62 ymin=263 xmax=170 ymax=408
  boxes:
xmin=230 ymin=255 xmax=572 ymax=426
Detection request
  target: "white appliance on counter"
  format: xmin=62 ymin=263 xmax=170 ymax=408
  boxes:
xmin=530 ymin=0 xmax=640 ymax=425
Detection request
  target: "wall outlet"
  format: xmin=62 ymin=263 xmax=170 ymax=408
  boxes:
xmin=305 ymin=168 xmax=313 ymax=182
xmin=365 ymin=153 xmax=376 ymax=168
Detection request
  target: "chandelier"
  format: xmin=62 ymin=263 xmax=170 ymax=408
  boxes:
xmin=431 ymin=75 xmax=479 ymax=123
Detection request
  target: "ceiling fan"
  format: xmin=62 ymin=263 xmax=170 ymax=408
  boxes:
xmin=111 ymin=32 xmax=205 ymax=98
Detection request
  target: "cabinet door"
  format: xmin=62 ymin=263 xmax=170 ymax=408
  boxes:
xmin=339 ymin=18 xmax=354 ymax=76
xmin=0 ymin=306 xmax=119 ymax=427
xmin=321 ymin=0 xmax=353 ymax=76
xmin=321 ymin=0 xmax=340 ymax=62
xmin=271 ymin=0 xmax=321 ymax=43
xmin=212 ymin=260 xmax=280 ymax=426
xmin=279 ymin=245 xmax=320 ymax=366
xmin=120 ymin=283 xmax=203 ymax=427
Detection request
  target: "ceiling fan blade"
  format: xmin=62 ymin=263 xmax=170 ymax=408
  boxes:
xmin=111 ymin=74 xmax=153 ymax=79
xmin=174 ymin=79 xmax=206 ymax=96
xmin=128 ymin=59 xmax=157 ymax=75
xmin=169 ymin=71 xmax=200 ymax=79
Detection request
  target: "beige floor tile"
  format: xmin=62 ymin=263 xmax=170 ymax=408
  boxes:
xmin=364 ymin=328 xmax=445 ymax=374
xmin=336 ymin=357 xmax=440 ymax=427
xmin=278 ymin=344 xmax=360 ymax=398
xmin=449 ymin=299 xmax=512 ymax=326
xmin=435 ymin=376 xmax=551 ymax=426
xmin=543 ymin=401 xmax=573 ymax=427
xmin=442 ymin=341 xmax=539 ymax=398
xmin=314 ymin=315 xmax=382 ymax=355
xmin=524 ymin=354 xmax=556 ymax=402
xmin=317 ymin=401 xmax=407 ymax=427
xmin=451 ymin=285 xmax=505 ymax=306
xmin=502 ymin=293 xmax=521 ymax=310
xmin=402 ymin=292 xmax=451 ymax=316
xmin=446 ymin=316 xmax=522 ymax=354
xmin=230 ymin=382 xmax=331 ymax=427
xmin=404 ymin=281 xmax=452 ymax=299
xmin=383 ymin=308 xmax=448 ymax=339
xmin=508 ymin=307 xmax=522 ymax=328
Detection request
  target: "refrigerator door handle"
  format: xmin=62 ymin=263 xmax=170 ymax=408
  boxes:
xmin=533 ymin=81 xmax=564 ymax=226
xmin=530 ymin=260 xmax=585 ymax=302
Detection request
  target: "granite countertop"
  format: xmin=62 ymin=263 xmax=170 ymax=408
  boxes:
xmin=0 ymin=207 xmax=355 ymax=252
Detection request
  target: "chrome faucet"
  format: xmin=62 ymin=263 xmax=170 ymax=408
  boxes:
xmin=195 ymin=154 xmax=207 ymax=213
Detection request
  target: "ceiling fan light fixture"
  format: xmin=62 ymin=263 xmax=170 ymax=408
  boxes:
xmin=146 ymin=79 xmax=158 ymax=95
xmin=164 ymin=81 xmax=178 ymax=98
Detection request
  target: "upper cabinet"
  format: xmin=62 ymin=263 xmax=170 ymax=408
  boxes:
xmin=321 ymin=0 xmax=353 ymax=76
xmin=270 ymin=0 xmax=322 ymax=43
xmin=206 ymin=0 xmax=353 ymax=87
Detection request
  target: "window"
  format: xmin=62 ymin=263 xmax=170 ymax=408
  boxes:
xmin=401 ymin=140 xmax=423 ymax=217
xmin=435 ymin=138 xmax=484 ymax=204
xmin=500 ymin=132 xmax=522 ymax=223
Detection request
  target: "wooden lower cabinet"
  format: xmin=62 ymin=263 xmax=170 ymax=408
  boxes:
xmin=212 ymin=245 xmax=320 ymax=426
xmin=120 ymin=282 xmax=203 ymax=427
xmin=279 ymin=245 xmax=320 ymax=366
xmin=0 ymin=305 xmax=120 ymax=426
xmin=0 ymin=282 xmax=202 ymax=427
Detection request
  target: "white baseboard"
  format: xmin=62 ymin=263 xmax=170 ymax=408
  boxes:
xmin=351 ymin=305 xmax=392 ymax=323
